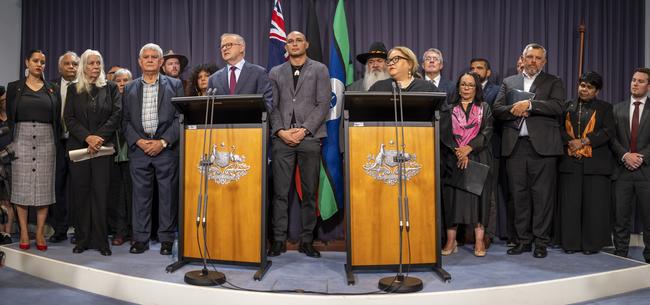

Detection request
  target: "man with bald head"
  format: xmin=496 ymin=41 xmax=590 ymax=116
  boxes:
xmin=267 ymin=31 xmax=331 ymax=258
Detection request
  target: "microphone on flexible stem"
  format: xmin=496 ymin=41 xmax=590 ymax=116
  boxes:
xmin=378 ymin=79 xmax=423 ymax=293
xmin=185 ymin=87 xmax=226 ymax=286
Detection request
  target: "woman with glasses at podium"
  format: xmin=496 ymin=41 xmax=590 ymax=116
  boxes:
xmin=439 ymin=72 xmax=493 ymax=257
xmin=369 ymin=46 xmax=438 ymax=92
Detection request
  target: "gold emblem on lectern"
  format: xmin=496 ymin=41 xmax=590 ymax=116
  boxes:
xmin=198 ymin=143 xmax=250 ymax=185
xmin=362 ymin=141 xmax=422 ymax=185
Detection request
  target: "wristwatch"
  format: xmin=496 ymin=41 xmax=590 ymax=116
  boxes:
xmin=160 ymin=139 xmax=168 ymax=148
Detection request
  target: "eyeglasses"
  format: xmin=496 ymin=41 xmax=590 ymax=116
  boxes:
xmin=459 ymin=82 xmax=476 ymax=88
xmin=220 ymin=42 xmax=242 ymax=50
xmin=386 ymin=56 xmax=408 ymax=66
xmin=424 ymin=56 xmax=441 ymax=63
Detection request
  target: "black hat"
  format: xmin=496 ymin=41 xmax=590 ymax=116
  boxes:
xmin=160 ymin=50 xmax=189 ymax=74
xmin=356 ymin=42 xmax=388 ymax=65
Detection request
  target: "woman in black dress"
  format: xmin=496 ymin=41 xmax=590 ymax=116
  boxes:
xmin=369 ymin=46 xmax=438 ymax=92
xmin=6 ymin=50 xmax=61 ymax=251
xmin=440 ymin=72 xmax=493 ymax=257
xmin=558 ymin=71 xmax=614 ymax=255
xmin=64 ymin=49 xmax=122 ymax=256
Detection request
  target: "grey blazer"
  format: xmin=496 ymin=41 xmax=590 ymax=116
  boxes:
xmin=207 ymin=61 xmax=273 ymax=111
xmin=269 ymin=58 xmax=331 ymax=138
xmin=610 ymin=100 xmax=650 ymax=180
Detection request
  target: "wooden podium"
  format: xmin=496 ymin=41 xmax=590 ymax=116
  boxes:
xmin=343 ymin=91 xmax=450 ymax=284
xmin=166 ymin=94 xmax=271 ymax=280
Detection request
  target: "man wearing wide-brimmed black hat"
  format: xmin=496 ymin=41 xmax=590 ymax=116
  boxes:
xmin=160 ymin=50 xmax=188 ymax=79
xmin=347 ymin=42 xmax=390 ymax=91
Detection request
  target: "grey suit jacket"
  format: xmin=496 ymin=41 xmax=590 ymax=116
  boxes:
xmin=493 ymin=71 xmax=566 ymax=157
xmin=346 ymin=78 xmax=365 ymax=91
xmin=207 ymin=61 xmax=273 ymax=111
xmin=610 ymin=100 xmax=650 ymax=180
xmin=269 ymin=58 xmax=331 ymax=138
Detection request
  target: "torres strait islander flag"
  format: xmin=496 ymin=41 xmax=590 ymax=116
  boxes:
xmin=318 ymin=0 xmax=352 ymax=220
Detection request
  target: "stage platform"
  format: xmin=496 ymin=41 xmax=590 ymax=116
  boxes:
xmin=1 ymin=240 xmax=649 ymax=305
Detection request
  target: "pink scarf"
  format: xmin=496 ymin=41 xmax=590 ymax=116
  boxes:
xmin=452 ymin=103 xmax=483 ymax=147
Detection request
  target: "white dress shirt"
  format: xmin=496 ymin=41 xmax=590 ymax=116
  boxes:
xmin=226 ymin=59 xmax=246 ymax=83
xmin=629 ymin=95 xmax=647 ymax=130
xmin=519 ymin=71 xmax=540 ymax=137
xmin=60 ymin=78 xmax=72 ymax=119
xmin=425 ymin=74 xmax=441 ymax=88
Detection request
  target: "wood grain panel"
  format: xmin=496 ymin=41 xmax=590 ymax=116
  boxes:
xmin=348 ymin=126 xmax=437 ymax=266
xmin=182 ymin=128 xmax=263 ymax=263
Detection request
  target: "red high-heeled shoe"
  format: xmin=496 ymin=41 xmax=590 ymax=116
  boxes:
xmin=36 ymin=243 xmax=48 ymax=251
xmin=19 ymin=242 xmax=30 ymax=250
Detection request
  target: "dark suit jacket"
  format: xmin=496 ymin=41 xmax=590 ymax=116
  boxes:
xmin=483 ymin=81 xmax=501 ymax=157
xmin=207 ymin=61 xmax=273 ymax=111
xmin=122 ymin=74 xmax=184 ymax=155
xmin=63 ymin=82 xmax=122 ymax=151
xmin=269 ymin=58 xmax=331 ymax=138
xmin=437 ymin=78 xmax=454 ymax=94
xmin=6 ymin=79 xmax=62 ymax=144
xmin=483 ymin=81 xmax=499 ymax=106
xmin=558 ymin=99 xmax=615 ymax=175
xmin=610 ymin=99 xmax=650 ymax=180
xmin=493 ymin=71 xmax=566 ymax=157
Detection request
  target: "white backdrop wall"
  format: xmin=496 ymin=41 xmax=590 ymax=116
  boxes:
xmin=0 ymin=0 xmax=22 ymax=89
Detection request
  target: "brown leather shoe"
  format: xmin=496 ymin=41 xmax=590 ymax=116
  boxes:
xmin=112 ymin=235 xmax=128 ymax=246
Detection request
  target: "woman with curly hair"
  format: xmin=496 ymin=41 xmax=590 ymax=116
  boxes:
xmin=185 ymin=64 xmax=218 ymax=96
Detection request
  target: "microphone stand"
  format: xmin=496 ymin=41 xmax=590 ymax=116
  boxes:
xmin=378 ymin=81 xmax=423 ymax=293
xmin=184 ymin=88 xmax=226 ymax=286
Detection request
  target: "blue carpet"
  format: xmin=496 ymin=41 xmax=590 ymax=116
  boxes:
xmin=2 ymin=240 xmax=644 ymax=295
xmin=0 ymin=266 xmax=135 ymax=305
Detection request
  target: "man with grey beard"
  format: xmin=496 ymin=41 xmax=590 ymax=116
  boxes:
xmin=347 ymin=42 xmax=389 ymax=91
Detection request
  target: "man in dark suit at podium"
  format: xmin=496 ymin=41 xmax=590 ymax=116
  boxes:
xmin=267 ymin=31 xmax=331 ymax=258
xmin=208 ymin=33 xmax=272 ymax=110
xmin=123 ymin=43 xmax=184 ymax=255
xmin=493 ymin=43 xmax=566 ymax=259
xmin=611 ymin=68 xmax=650 ymax=263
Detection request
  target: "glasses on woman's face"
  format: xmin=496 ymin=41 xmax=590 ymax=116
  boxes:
xmin=460 ymin=82 xmax=476 ymax=88
xmin=386 ymin=55 xmax=408 ymax=66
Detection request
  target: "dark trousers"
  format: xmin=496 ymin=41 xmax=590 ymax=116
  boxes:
xmin=69 ymin=155 xmax=111 ymax=250
xmin=130 ymin=151 xmax=178 ymax=243
xmin=107 ymin=161 xmax=132 ymax=237
xmin=613 ymin=169 xmax=650 ymax=260
xmin=271 ymin=137 xmax=320 ymax=243
xmin=506 ymin=137 xmax=556 ymax=248
xmin=51 ymin=141 xmax=71 ymax=234
xmin=559 ymin=170 xmax=611 ymax=251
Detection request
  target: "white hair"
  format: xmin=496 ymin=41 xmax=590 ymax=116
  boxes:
xmin=58 ymin=51 xmax=79 ymax=67
xmin=139 ymin=43 xmax=163 ymax=58
xmin=522 ymin=43 xmax=547 ymax=58
xmin=423 ymin=48 xmax=444 ymax=65
xmin=220 ymin=33 xmax=246 ymax=46
xmin=76 ymin=49 xmax=107 ymax=94
xmin=114 ymin=68 xmax=132 ymax=80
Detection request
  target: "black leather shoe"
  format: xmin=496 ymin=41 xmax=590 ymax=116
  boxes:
xmin=160 ymin=241 xmax=173 ymax=255
xmin=267 ymin=241 xmax=286 ymax=257
xmin=49 ymin=233 xmax=68 ymax=243
xmin=298 ymin=242 xmax=321 ymax=258
xmin=70 ymin=234 xmax=77 ymax=244
xmin=72 ymin=246 xmax=86 ymax=254
xmin=533 ymin=246 xmax=548 ymax=258
xmin=564 ymin=249 xmax=576 ymax=254
xmin=99 ymin=248 xmax=112 ymax=256
xmin=129 ymin=241 xmax=149 ymax=254
xmin=583 ymin=250 xmax=598 ymax=255
xmin=645 ymin=258 xmax=650 ymax=264
xmin=507 ymin=244 xmax=532 ymax=255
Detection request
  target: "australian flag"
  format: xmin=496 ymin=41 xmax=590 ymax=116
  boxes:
xmin=267 ymin=0 xmax=287 ymax=70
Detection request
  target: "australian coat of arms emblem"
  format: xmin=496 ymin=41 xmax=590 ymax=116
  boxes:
xmin=198 ymin=142 xmax=250 ymax=185
xmin=362 ymin=141 xmax=422 ymax=185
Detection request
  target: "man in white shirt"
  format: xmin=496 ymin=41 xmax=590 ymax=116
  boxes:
xmin=610 ymin=68 xmax=650 ymax=263
xmin=49 ymin=51 xmax=79 ymax=244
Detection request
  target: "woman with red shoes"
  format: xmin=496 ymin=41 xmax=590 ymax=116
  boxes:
xmin=6 ymin=50 xmax=63 ymax=251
